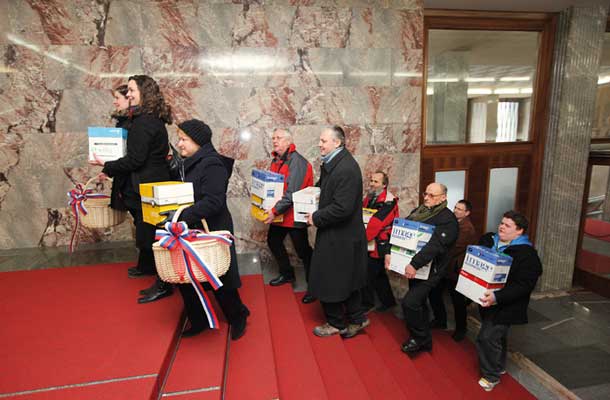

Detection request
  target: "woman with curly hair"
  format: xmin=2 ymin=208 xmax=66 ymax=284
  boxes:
xmin=91 ymin=75 xmax=173 ymax=304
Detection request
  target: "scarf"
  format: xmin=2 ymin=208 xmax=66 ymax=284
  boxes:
xmin=408 ymin=200 xmax=448 ymax=222
xmin=321 ymin=146 xmax=343 ymax=164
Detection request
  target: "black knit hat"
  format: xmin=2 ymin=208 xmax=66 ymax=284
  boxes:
xmin=178 ymin=119 xmax=212 ymax=146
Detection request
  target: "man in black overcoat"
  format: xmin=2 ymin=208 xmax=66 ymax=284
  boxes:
xmin=386 ymin=182 xmax=458 ymax=356
xmin=306 ymin=126 xmax=369 ymax=339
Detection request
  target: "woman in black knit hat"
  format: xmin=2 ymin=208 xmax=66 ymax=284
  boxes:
xmin=170 ymin=119 xmax=250 ymax=340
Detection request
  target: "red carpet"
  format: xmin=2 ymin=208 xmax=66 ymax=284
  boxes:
xmin=0 ymin=263 xmax=183 ymax=398
xmin=264 ymin=285 xmax=327 ymax=400
xmin=584 ymin=218 xmax=610 ymax=242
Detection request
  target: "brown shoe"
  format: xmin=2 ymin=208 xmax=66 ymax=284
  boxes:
xmin=341 ymin=318 xmax=371 ymax=339
xmin=313 ymin=323 xmax=346 ymax=337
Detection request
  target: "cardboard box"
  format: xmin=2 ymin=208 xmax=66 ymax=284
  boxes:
xmin=363 ymin=208 xmax=378 ymax=224
xmin=251 ymin=169 xmax=284 ymax=200
xmin=251 ymin=204 xmax=283 ymax=223
xmin=462 ymin=245 xmax=512 ymax=284
xmin=250 ymin=193 xmax=278 ymax=211
xmin=88 ymin=127 xmax=128 ymax=162
xmin=140 ymin=181 xmax=194 ymax=225
xmin=388 ymin=244 xmax=431 ymax=280
xmin=455 ymin=269 xmax=505 ymax=305
xmin=293 ymin=187 xmax=320 ymax=223
xmin=390 ymin=218 xmax=435 ymax=251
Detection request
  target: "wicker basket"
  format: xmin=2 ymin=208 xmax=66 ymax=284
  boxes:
xmin=79 ymin=177 xmax=127 ymax=229
xmin=153 ymin=206 xmax=231 ymax=284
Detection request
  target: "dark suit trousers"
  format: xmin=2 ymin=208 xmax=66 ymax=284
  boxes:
xmin=267 ymin=225 xmax=312 ymax=281
xmin=321 ymin=290 xmax=366 ymax=330
xmin=179 ymin=284 xmax=246 ymax=330
xmin=362 ymin=256 xmax=396 ymax=309
xmin=127 ymin=206 xmax=156 ymax=274
xmin=401 ymin=279 xmax=435 ymax=343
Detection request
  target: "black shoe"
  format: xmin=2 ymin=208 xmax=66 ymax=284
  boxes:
xmin=401 ymin=338 xmax=432 ymax=356
xmin=231 ymin=315 xmax=248 ymax=341
xmin=269 ymin=275 xmax=295 ymax=286
xmin=139 ymin=279 xmax=160 ymax=295
xmin=302 ymin=293 xmax=316 ymax=304
xmin=452 ymin=330 xmax=466 ymax=342
xmin=430 ymin=319 xmax=447 ymax=330
xmin=182 ymin=326 xmax=206 ymax=338
xmin=375 ymin=303 xmax=395 ymax=313
xmin=138 ymin=283 xmax=173 ymax=304
xmin=128 ymin=267 xmax=155 ymax=278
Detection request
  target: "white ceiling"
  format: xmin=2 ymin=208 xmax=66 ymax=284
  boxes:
xmin=424 ymin=0 xmax=610 ymax=13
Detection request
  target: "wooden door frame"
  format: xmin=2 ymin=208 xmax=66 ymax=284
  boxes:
xmin=421 ymin=10 xmax=557 ymax=242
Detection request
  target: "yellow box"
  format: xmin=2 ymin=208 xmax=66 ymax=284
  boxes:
xmin=140 ymin=181 xmax=194 ymax=225
xmin=251 ymin=204 xmax=283 ymax=223
xmin=363 ymin=207 xmax=378 ymax=224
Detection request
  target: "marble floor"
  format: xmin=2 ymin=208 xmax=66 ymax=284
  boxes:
xmin=1 ymin=243 xmax=609 ymax=400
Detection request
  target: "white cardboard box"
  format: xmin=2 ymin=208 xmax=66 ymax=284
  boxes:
xmin=88 ymin=127 xmax=127 ymax=162
xmin=140 ymin=182 xmax=194 ymax=206
xmin=389 ymin=244 xmax=431 ymax=280
xmin=293 ymin=187 xmax=320 ymax=223
xmin=389 ymin=218 xmax=435 ymax=251
xmin=455 ymin=269 xmax=505 ymax=305
xmin=251 ymin=169 xmax=284 ymax=201
xmin=461 ymin=245 xmax=513 ymax=284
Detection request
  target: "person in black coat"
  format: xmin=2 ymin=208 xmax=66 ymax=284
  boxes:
xmin=476 ymin=211 xmax=542 ymax=392
xmin=91 ymin=75 xmax=173 ymax=303
xmin=385 ymin=182 xmax=459 ymax=356
xmin=306 ymin=126 xmax=369 ymax=339
xmin=108 ymin=84 xmax=130 ymax=212
xmin=169 ymin=119 xmax=249 ymax=340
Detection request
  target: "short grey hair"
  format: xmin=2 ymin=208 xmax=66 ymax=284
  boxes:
xmin=439 ymin=183 xmax=448 ymax=195
xmin=273 ymin=128 xmax=293 ymax=142
xmin=329 ymin=125 xmax=345 ymax=146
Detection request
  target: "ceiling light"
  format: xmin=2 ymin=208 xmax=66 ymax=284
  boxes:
xmin=426 ymin=88 xmax=434 ymax=95
xmin=465 ymin=77 xmax=495 ymax=82
xmin=499 ymin=76 xmax=531 ymax=82
xmin=428 ymin=78 xmax=459 ymax=83
xmin=494 ymin=88 xmax=520 ymax=94
xmin=394 ymin=72 xmax=423 ymax=78
xmin=520 ymin=88 xmax=533 ymax=94
xmin=598 ymin=76 xmax=610 ymax=85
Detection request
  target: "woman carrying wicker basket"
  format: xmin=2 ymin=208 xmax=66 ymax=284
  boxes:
xmin=90 ymin=75 xmax=174 ymax=303
xmin=164 ymin=119 xmax=250 ymax=340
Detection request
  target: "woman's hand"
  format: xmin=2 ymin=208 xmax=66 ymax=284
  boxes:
xmin=97 ymin=172 xmax=108 ymax=181
xmin=88 ymin=153 xmax=105 ymax=166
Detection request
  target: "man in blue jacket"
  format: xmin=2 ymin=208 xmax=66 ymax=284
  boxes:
xmin=476 ymin=210 xmax=542 ymax=392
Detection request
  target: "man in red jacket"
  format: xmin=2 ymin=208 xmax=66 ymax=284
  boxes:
xmin=265 ymin=128 xmax=316 ymax=304
xmin=361 ymin=171 xmax=399 ymax=313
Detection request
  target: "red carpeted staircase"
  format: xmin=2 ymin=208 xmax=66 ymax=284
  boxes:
xmin=0 ymin=265 xmax=538 ymax=400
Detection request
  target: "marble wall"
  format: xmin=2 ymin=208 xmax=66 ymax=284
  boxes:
xmin=0 ymin=0 xmax=423 ymax=262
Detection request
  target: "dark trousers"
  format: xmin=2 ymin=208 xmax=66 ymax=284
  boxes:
xmin=449 ymin=283 xmax=470 ymax=333
xmin=321 ymin=290 xmax=366 ymax=330
xmin=127 ymin=206 xmax=156 ymax=274
xmin=401 ymin=279 xmax=435 ymax=343
xmin=267 ymin=225 xmax=312 ymax=281
xmin=428 ymin=279 xmax=447 ymax=325
xmin=476 ymin=317 xmax=510 ymax=382
xmin=429 ymin=279 xmax=470 ymax=332
xmin=362 ymin=256 xmax=396 ymax=309
xmin=179 ymin=284 xmax=247 ymax=329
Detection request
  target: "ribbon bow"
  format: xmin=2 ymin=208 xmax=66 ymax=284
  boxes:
xmin=67 ymin=183 xmax=109 ymax=253
xmin=155 ymin=221 xmax=233 ymax=329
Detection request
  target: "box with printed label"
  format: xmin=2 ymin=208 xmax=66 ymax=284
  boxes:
xmin=389 ymin=218 xmax=435 ymax=251
xmin=251 ymin=169 xmax=285 ymax=200
xmin=88 ymin=127 xmax=127 ymax=162
xmin=250 ymin=193 xmax=278 ymax=211
xmin=461 ymin=245 xmax=512 ymax=284
xmin=363 ymin=208 xmax=378 ymax=225
xmin=388 ymin=244 xmax=431 ymax=280
xmin=455 ymin=269 xmax=505 ymax=305
xmin=250 ymin=204 xmax=283 ymax=223
xmin=293 ymin=187 xmax=320 ymax=223
xmin=140 ymin=181 xmax=194 ymax=225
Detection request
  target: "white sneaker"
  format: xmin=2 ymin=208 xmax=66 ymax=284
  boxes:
xmin=478 ymin=377 xmax=500 ymax=392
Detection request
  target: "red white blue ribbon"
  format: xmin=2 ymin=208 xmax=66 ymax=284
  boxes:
xmin=155 ymin=221 xmax=233 ymax=329
xmin=67 ymin=184 xmax=109 ymax=253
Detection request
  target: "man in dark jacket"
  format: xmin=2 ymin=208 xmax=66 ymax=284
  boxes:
xmin=386 ymin=182 xmax=458 ymax=356
xmin=264 ymin=128 xmax=315 ymax=304
xmin=476 ymin=211 xmax=542 ymax=392
xmin=361 ymin=171 xmax=399 ymax=313
xmin=306 ymin=126 xmax=369 ymax=339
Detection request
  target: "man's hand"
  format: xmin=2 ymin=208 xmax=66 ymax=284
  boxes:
xmin=157 ymin=209 xmax=177 ymax=227
xmin=405 ymin=264 xmax=417 ymax=279
xmin=384 ymin=254 xmax=391 ymax=270
xmin=263 ymin=209 xmax=276 ymax=224
xmin=306 ymin=213 xmax=314 ymax=226
xmin=479 ymin=290 xmax=497 ymax=307
xmin=88 ymin=153 xmax=105 ymax=166
xmin=97 ymin=172 xmax=108 ymax=181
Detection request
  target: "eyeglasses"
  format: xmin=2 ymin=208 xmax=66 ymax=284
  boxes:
xmin=423 ymin=192 xmax=443 ymax=198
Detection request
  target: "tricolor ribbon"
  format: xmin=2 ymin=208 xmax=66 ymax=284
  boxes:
xmin=155 ymin=221 xmax=233 ymax=329
xmin=67 ymin=184 xmax=109 ymax=253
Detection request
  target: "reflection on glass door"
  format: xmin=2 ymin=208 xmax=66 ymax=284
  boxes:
xmin=435 ymin=170 xmax=466 ymax=210
xmin=486 ymin=168 xmax=518 ymax=232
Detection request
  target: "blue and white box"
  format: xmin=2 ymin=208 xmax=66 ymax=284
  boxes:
xmin=88 ymin=127 xmax=127 ymax=162
xmin=461 ymin=245 xmax=513 ymax=284
xmin=250 ymin=169 xmax=285 ymax=201
xmin=389 ymin=218 xmax=435 ymax=251
xmin=389 ymin=242 xmax=431 ymax=280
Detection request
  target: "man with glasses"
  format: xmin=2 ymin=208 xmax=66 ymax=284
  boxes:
xmin=386 ymin=182 xmax=458 ymax=356
xmin=429 ymin=199 xmax=478 ymax=341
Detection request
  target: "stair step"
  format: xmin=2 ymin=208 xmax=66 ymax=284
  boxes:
xmin=296 ymin=293 xmax=370 ymax=400
xmin=366 ymin=313 xmax=440 ymax=399
xmin=265 ymin=285 xmax=328 ymax=400
xmin=224 ymin=275 xmax=279 ymax=400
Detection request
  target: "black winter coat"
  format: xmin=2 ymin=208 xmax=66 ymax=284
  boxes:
xmin=309 ymin=148 xmax=367 ymax=302
xmin=109 ymin=115 xmax=129 ymax=211
xmin=175 ymin=143 xmax=241 ymax=290
xmin=102 ymin=113 xmax=170 ymax=209
xmin=408 ymin=207 xmax=459 ymax=285
xmin=478 ymin=233 xmax=542 ymax=325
